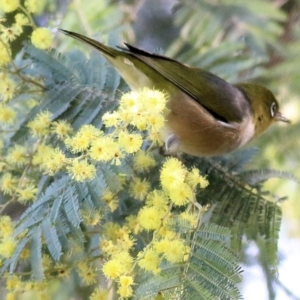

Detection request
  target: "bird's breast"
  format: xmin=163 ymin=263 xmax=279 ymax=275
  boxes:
xmin=162 ymin=91 xmax=255 ymax=157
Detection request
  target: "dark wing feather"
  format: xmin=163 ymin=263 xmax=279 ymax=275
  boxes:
xmin=123 ymin=43 xmax=248 ymax=123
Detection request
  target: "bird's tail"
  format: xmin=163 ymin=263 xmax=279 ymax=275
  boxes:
xmin=58 ymin=29 xmax=120 ymax=58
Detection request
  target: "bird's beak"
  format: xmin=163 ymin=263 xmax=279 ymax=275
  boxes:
xmin=275 ymin=112 xmax=290 ymax=123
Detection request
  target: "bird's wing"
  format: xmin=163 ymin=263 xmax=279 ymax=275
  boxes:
xmin=123 ymin=43 xmax=249 ymax=123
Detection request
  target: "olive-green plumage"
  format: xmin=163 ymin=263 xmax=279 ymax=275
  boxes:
xmin=59 ymin=29 xmax=289 ymax=157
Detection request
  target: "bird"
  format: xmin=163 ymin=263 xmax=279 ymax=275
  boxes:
xmin=59 ymin=29 xmax=289 ymax=157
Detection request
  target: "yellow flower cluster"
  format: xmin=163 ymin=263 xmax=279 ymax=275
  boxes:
xmin=35 ymin=88 xmax=166 ymax=182
xmin=136 ymin=236 xmax=188 ymax=276
xmin=138 ymin=248 xmax=161 ymax=274
xmin=102 ymin=252 xmax=134 ymax=298
xmin=101 ymin=223 xmax=135 ymax=256
xmin=98 ymin=222 xmax=137 ymax=297
xmin=122 ymin=156 xmax=208 ymax=277
xmin=160 ymin=157 xmax=208 ymax=206
xmin=118 ymin=275 xmax=134 ymax=298
xmin=0 ymin=0 xmax=52 ymax=65
xmin=154 ymin=238 xmax=187 ymax=263
xmin=103 ymin=88 xmax=167 ymax=143
xmin=0 ymin=1 xmax=214 ymax=297
xmin=102 ymin=251 xmax=133 ymax=280
xmin=0 ymin=68 xmax=209 ymax=299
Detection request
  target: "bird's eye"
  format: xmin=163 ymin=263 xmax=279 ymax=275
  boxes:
xmin=270 ymin=102 xmax=277 ymax=118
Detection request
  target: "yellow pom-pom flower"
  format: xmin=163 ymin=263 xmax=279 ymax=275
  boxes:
xmin=0 ymin=173 xmax=17 ymax=195
xmin=118 ymin=276 xmax=133 ymax=298
xmin=139 ymin=88 xmax=167 ymax=113
xmin=112 ymin=251 xmax=133 ymax=270
xmin=89 ymin=136 xmax=123 ymax=165
xmin=77 ymin=264 xmax=97 ymax=286
xmin=0 ymin=0 xmax=19 ymax=12
xmin=78 ymin=124 xmax=102 ymax=140
xmin=17 ymin=184 xmax=38 ymax=203
xmin=168 ymin=183 xmax=194 ymax=206
xmin=146 ymin=114 xmax=165 ymax=131
xmin=67 ymin=159 xmax=96 ymax=182
xmin=120 ymin=90 xmax=142 ymax=112
xmin=102 ymin=189 xmax=119 ymax=212
xmin=7 ymin=144 xmax=27 ymax=166
xmin=180 ymin=211 xmax=198 ymax=228
xmin=28 ymin=111 xmax=52 ymax=136
xmin=154 ymin=238 xmax=187 ymax=263
xmin=0 ymin=236 xmax=16 ymax=258
xmin=0 ymin=75 xmax=15 ymax=102
xmin=187 ymin=167 xmax=209 ymax=189
xmin=32 ymin=145 xmax=54 ymax=166
xmin=146 ymin=189 xmax=169 ymax=208
xmin=199 ymin=175 xmax=209 ymax=188
xmin=102 ymin=111 xmax=120 ymax=127
xmin=138 ymin=206 xmax=164 ymax=231
xmin=118 ymin=131 xmax=143 ymax=154
xmin=129 ymin=177 xmax=150 ymax=201
xmin=0 ymin=104 xmax=16 ymax=123
xmin=118 ymin=285 xmax=133 ymax=298
xmin=31 ymin=27 xmax=53 ymax=50
xmin=160 ymin=157 xmax=187 ymax=191
xmin=52 ymin=120 xmax=72 ymax=138
xmin=126 ymin=215 xmax=142 ymax=235
xmin=1 ymin=26 xmax=20 ymax=43
xmin=138 ymin=248 xmax=161 ymax=274
xmin=6 ymin=275 xmax=21 ymax=291
xmin=102 ymin=259 xmax=125 ymax=280
xmin=65 ymin=135 xmax=90 ymax=153
xmin=43 ymin=148 xmax=67 ymax=175
xmin=25 ymin=0 xmax=45 ymax=14
xmin=15 ymin=14 xmax=29 ymax=27
xmin=65 ymin=125 xmax=101 ymax=153
xmin=133 ymin=150 xmax=155 ymax=173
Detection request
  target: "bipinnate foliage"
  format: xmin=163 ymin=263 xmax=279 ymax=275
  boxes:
xmin=135 ymin=223 xmax=242 ymax=300
xmin=0 ymin=41 xmax=295 ymax=299
xmin=11 ymin=42 xmax=127 ymax=143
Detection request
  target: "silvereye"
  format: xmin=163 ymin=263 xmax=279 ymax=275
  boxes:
xmin=59 ymin=29 xmax=289 ymax=157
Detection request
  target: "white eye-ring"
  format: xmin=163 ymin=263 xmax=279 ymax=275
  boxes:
xmin=270 ymin=102 xmax=277 ymax=117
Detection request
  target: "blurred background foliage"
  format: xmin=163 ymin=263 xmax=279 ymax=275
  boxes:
xmin=4 ymin=0 xmax=300 ymax=298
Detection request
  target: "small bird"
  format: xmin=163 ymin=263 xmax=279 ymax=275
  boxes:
xmin=59 ymin=29 xmax=289 ymax=157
